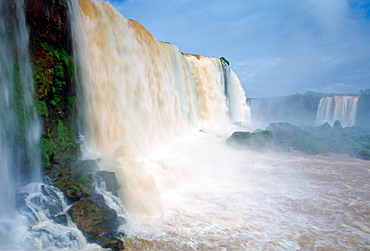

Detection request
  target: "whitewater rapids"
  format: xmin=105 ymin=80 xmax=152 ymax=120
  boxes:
xmin=69 ymin=1 xmax=370 ymax=250
xmin=121 ymin=132 xmax=370 ymax=250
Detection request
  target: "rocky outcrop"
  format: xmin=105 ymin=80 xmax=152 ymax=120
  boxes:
xmin=45 ymin=159 xmax=125 ymax=250
xmin=226 ymin=130 xmax=288 ymax=151
xmin=68 ymin=192 xmax=124 ymax=250
xmin=24 ymin=0 xmax=125 ymax=249
xmin=25 ymin=0 xmax=77 ymax=168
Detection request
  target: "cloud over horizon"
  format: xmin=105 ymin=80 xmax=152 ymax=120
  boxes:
xmin=108 ymin=0 xmax=370 ymax=97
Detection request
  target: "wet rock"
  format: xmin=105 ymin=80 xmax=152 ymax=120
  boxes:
xmin=75 ymin=159 xmax=100 ymax=174
xmin=95 ymin=171 xmax=120 ymax=196
xmin=68 ymin=193 xmax=124 ymax=250
xmin=51 ymin=213 xmax=68 ymax=225
xmin=100 ymin=237 xmax=124 ymax=251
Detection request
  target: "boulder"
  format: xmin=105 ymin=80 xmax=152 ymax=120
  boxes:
xmin=226 ymin=130 xmax=277 ymax=150
xmin=68 ymin=192 xmax=124 ymax=250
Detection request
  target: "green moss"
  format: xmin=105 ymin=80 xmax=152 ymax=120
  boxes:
xmin=40 ymin=137 xmax=55 ymax=167
xmin=31 ymin=36 xmax=77 ymax=169
xmin=78 ymin=174 xmax=89 ymax=182
xmin=36 ymin=100 xmax=49 ymax=117
xmin=70 ymin=184 xmax=81 ymax=192
xmin=92 ymin=208 xmax=101 ymax=214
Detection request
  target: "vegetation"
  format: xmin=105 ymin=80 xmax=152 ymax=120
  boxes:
xmin=267 ymin=122 xmax=370 ymax=157
xmin=30 ymin=32 xmax=77 ymax=168
xmin=220 ymin=57 xmax=230 ymax=66
xmin=227 ymin=130 xmax=288 ymax=151
xmin=228 ymin=122 xmax=370 ymax=160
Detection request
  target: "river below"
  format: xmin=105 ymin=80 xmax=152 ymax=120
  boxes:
xmin=121 ymin=134 xmax=370 ymax=251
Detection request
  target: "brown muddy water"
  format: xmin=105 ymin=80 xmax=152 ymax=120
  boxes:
xmin=120 ymin=139 xmax=370 ymax=251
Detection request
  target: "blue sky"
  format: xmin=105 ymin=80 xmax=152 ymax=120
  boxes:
xmin=107 ymin=0 xmax=370 ymax=98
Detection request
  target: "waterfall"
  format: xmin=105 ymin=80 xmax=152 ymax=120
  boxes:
xmin=222 ymin=61 xmax=251 ymax=125
xmin=0 ymin=1 xmax=94 ymax=249
xmin=0 ymin=0 xmax=41 ymax=246
xmin=71 ymin=0 xmax=250 ymax=217
xmin=316 ymin=96 xmax=359 ymax=127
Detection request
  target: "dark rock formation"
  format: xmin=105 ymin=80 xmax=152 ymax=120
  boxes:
xmin=68 ymin=192 xmax=124 ymax=251
xmin=95 ymin=171 xmax=120 ymax=196
xmin=45 ymin=159 xmax=125 ymax=250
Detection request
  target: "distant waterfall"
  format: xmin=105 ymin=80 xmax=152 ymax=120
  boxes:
xmin=316 ymin=96 xmax=359 ymax=127
xmin=71 ymin=0 xmax=250 ymax=216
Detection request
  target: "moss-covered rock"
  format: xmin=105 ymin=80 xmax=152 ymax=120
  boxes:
xmin=25 ymin=0 xmax=126 ymax=249
xmin=26 ymin=0 xmax=77 ymax=168
xmin=226 ymin=130 xmax=289 ymax=151
xmin=45 ymin=159 xmax=125 ymax=249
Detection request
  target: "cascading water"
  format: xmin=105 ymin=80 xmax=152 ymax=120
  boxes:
xmin=316 ymin=96 xmax=359 ymax=127
xmin=0 ymin=0 xmax=41 ymax=246
xmin=71 ymin=0 xmax=251 ymax=217
xmin=70 ymin=0 xmax=370 ymax=250
xmin=223 ymin=67 xmax=251 ymax=125
xmin=0 ymin=0 xmax=94 ymax=249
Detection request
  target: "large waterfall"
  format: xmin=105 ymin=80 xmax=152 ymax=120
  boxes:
xmin=71 ymin=0 xmax=251 ymax=217
xmin=68 ymin=1 xmax=370 ymax=250
xmin=1 ymin=0 xmax=369 ymax=250
xmin=316 ymin=96 xmax=359 ymax=127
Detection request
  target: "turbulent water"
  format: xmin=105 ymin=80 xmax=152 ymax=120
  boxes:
xmin=0 ymin=0 xmax=41 ymax=213
xmin=0 ymin=0 xmax=42 ymax=247
xmin=316 ymin=96 xmax=359 ymax=127
xmin=71 ymin=0 xmax=251 ymax=217
xmin=68 ymin=1 xmax=370 ymax=250
xmin=122 ymin=136 xmax=370 ymax=250
xmin=0 ymin=0 xmax=368 ymax=250
xmin=0 ymin=0 xmax=93 ymax=249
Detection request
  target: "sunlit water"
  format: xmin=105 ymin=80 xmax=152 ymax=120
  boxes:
xmin=121 ymin=133 xmax=370 ymax=251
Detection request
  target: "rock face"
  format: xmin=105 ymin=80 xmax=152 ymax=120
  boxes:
xmin=25 ymin=0 xmax=77 ymax=168
xmin=68 ymin=192 xmax=124 ymax=250
xmin=24 ymin=0 xmax=125 ymax=249
xmin=46 ymin=158 xmax=125 ymax=250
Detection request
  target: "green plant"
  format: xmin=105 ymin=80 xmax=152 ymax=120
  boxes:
xmin=220 ymin=57 xmax=229 ymax=66
xmin=70 ymin=184 xmax=81 ymax=192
